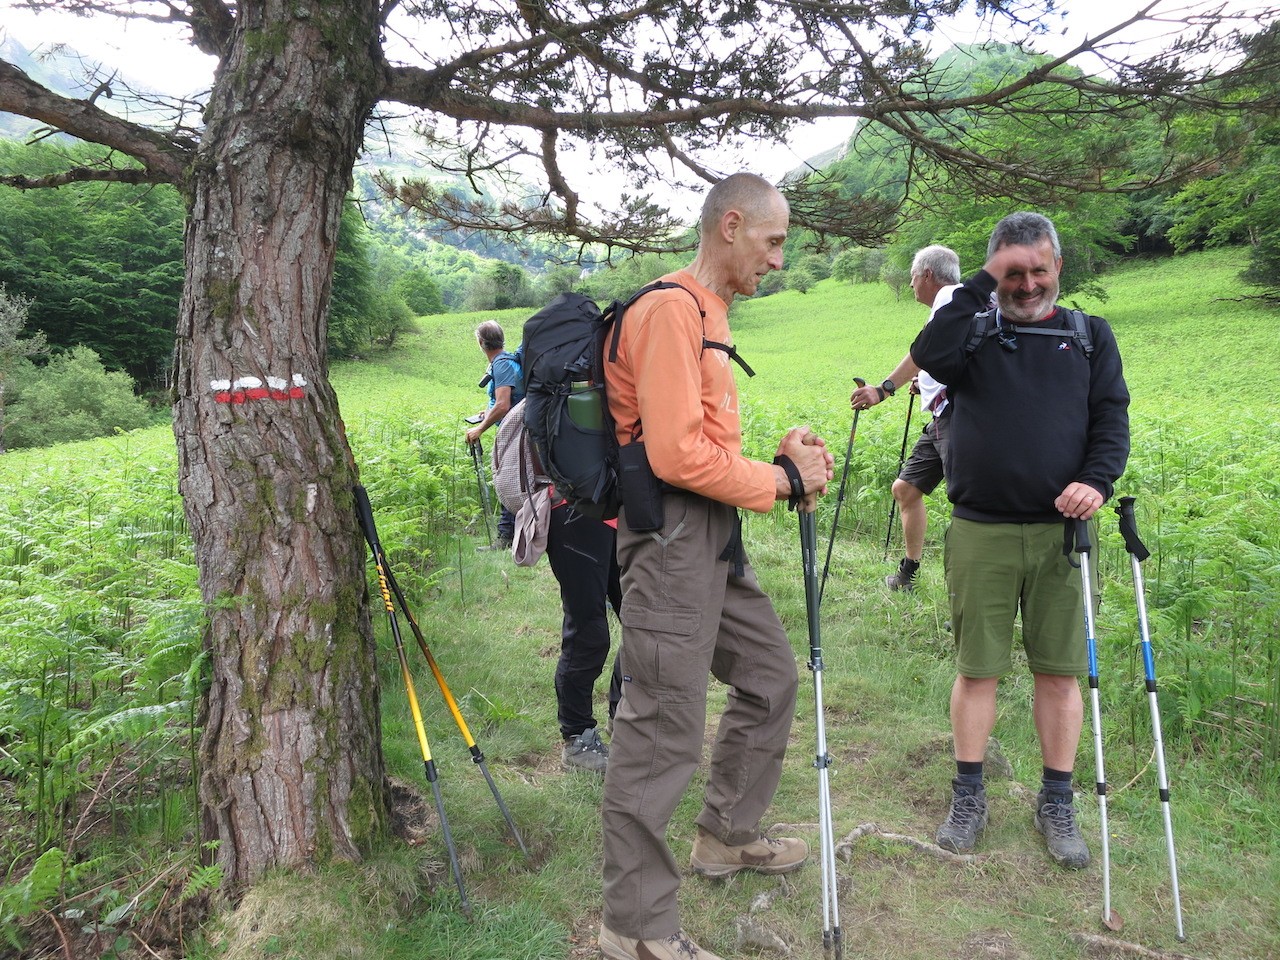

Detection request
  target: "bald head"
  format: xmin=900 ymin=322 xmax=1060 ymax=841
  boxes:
xmin=700 ymin=173 xmax=787 ymax=235
xmin=690 ymin=172 xmax=790 ymax=301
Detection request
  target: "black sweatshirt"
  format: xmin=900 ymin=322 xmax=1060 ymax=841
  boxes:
xmin=910 ymin=269 xmax=1130 ymax=524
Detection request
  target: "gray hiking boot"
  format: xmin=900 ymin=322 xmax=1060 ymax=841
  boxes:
xmin=562 ymin=726 xmax=608 ymax=774
xmin=885 ymin=558 xmax=920 ymax=591
xmin=1035 ymin=790 xmax=1091 ymax=869
xmin=935 ymin=786 xmax=988 ymax=853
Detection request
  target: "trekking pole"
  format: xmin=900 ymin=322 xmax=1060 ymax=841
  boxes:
xmin=356 ymin=488 xmax=530 ymax=859
xmin=1066 ymin=518 xmax=1117 ymax=932
xmin=819 ymin=376 xmax=865 ymax=606
xmin=882 ymin=391 xmax=915 ymax=561
xmin=1115 ymin=496 xmax=1185 ymax=941
xmin=354 ymin=486 xmax=472 ymax=917
xmin=468 ymin=439 xmax=494 ymax=545
xmin=800 ymin=506 xmax=842 ymax=958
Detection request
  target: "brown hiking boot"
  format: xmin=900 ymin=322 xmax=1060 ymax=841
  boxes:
xmin=689 ymin=828 xmax=809 ymax=878
xmin=598 ymin=925 xmax=723 ymax=960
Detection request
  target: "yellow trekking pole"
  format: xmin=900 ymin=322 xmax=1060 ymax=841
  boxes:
xmin=355 ymin=485 xmax=471 ymax=917
xmin=360 ymin=488 xmax=529 ymax=858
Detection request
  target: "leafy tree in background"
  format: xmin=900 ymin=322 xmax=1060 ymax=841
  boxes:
xmin=539 ymin=264 xmax=586 ymax=299
xmin=2 ymin=0 xmax=1275 ymax=894
xmin=832 ymin=247 xmax=888 ymax=284
xmin=329 ymin=203 xmax=378 ymax=356
xmin=1168 ymin=130 xmax=1280 ymax=296
xmin=3 ymin=345 xmax=156 ymax=448
xmin=391 ymin=268 xmax=445 ymax=316
xmin=464 ymin=260 xmax=536 ymax=310
xmin=0 ymin=140 xmax=183 ymax=386
xmin=0 ymin=283 xmax=46 ymax=452
xmin=880 ymin=259 xmax=910 ymax=300
xmin=785 ymin=265 xmax=816 ymax=294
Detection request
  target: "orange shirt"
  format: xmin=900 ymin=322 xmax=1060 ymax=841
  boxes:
xmin=604 ymin=271 xmax=776 ymax=513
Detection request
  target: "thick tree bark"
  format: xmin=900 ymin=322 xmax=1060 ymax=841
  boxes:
xmin=171 ymin=1 xmax=389 ymax=891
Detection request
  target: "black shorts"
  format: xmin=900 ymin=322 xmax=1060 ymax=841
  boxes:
xmin=897 ymin=410 xmax=949 ymax=495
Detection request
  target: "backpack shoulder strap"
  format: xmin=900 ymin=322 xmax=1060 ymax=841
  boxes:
xmin=606 ymin=280 xmax=698 ymax=363
xmin=1066 ymin=309 xmax=1094 ymax=358
xmin=965 ymin=308 xmax=1096 ymax=359
xmin=606 ymin=281 xmax=755 ymax=376
xmin=964 ymin=309 xmax=998 ymax=355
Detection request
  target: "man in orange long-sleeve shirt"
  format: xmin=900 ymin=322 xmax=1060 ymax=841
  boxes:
xmin=598 ymin=173 xmax=834 ymax=960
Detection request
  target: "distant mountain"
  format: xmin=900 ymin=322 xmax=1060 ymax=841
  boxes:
xmin=0 ymin=32 xmax=179 ymax=140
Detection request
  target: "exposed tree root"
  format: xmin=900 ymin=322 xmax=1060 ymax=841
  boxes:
xmin=1069 ymin=932 xmax=1201 ymax=959
xmin=835 ymin=821 xmax=993 ymax=865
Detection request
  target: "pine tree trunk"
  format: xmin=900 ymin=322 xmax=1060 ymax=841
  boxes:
xmin=171 ymin=2 xmax=388 ymax=892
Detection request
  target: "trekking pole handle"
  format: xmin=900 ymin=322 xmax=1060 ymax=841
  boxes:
xmin=1063 ymin=516 xmax=1091 ymax=566
xmin=353 ymin=484 xmax=382 ymax=552
xmin=853 ymin=376 xmax=866 ymax=388
xmin=1115 ymin=496 xmax=1151 ymax=562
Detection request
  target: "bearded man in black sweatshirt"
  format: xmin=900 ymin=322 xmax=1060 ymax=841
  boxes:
xmin=910 ymin=212 xmax=1130 ymax=869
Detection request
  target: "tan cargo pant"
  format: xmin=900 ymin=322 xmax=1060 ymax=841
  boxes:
xmin=601 ymin=491 xmax=800 ymax=939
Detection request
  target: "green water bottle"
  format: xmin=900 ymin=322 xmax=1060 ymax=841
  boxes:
xmin=568 ymin=380 xmax=604 ymax=430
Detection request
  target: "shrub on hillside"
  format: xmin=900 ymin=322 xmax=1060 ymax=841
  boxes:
xmin=881 ymin=260 xmax=910 ymax=300
xmin=784 ymin=266 xmax=816 ymax=294
xmin=3 ymin=346 xmax=159 ymax=448
xmin=832 ymin=247 xmax=886 ymax=283
xmin=392 ymin=269 xmax=446 ymax=316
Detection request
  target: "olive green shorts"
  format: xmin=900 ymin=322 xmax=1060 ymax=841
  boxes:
xmin=944 ymin=517 xmax=1094 ymax=678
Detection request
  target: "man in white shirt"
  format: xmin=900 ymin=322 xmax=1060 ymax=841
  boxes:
xmin=851 ymin=244 xmax=962 ymax=591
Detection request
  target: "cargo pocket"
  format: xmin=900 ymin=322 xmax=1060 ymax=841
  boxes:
xmin=620 ymin=602 xmax=706 ymax=701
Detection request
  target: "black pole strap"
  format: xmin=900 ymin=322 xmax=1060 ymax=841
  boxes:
xmin=1115 ymin=495 xmax=1151 ymax=562
xmin=774 ymin=454 xmax=805 ymax=511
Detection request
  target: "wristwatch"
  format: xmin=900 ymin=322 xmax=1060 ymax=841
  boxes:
xmin=881 ymin=379 xmax=896 ymax=397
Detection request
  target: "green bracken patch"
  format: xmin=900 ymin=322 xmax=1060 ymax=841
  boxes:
xmin=0 ymin=249 xmax=1276 ymax=958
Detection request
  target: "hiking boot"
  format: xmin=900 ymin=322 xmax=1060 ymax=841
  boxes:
xmin=562 ymin=726 xmax=608 ymax=774
xmin=935 ymin=786 xmax=988 ymax=853
xmin=476 ymin=537 xmax=513 ymax=553
xmin=599 ymin=925 xmax=723 ymax=960
xmin=689 ymin=828 xmax=809 ymax=878
xmin=1035 ymin=790 xmax=1091 ymax=869
xmin=885 ymin=557 xmax=920 ymax=592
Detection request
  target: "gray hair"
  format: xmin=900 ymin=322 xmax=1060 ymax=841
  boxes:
xmin=475 ymin=320 xmax=505 ymax=352
xmin=911 ymin=245 xmax=961 ymax=284
xmin=987 ymin=211 xmax=1061 ymax=258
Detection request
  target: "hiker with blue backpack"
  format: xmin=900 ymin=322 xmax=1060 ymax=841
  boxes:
xmin=596 ymin=173 xmax=834 ymax=960
xmin=910 ymin=212 xmax=1130 ymax=871
xmin=465 ymin=320 xmax=524 ymax=551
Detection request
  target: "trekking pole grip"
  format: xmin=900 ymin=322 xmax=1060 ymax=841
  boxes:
xmin=353 ymin=484 xmax=380 ymax=550
xmin=1075 ymin=517 xmax=1091 ymax=553
xmin=1115 ymin=496 xmax=1151 ymax=562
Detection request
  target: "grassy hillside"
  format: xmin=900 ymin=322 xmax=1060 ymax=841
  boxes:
xmin=0 ymin=249 xmax=1276 ymax=960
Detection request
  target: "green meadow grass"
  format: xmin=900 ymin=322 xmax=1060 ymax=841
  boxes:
xmin=0 ymin=248 xmax=1276 ymax=959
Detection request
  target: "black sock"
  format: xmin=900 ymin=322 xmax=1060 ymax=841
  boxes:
xmin=1041 ymin=767 xmax=1073 ymax=802
xmin=954 ymin=760 xmax=984 ymax=794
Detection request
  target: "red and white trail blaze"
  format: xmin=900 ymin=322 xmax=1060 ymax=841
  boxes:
xmin=211 ymin=374 xmax=307 ymax=404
